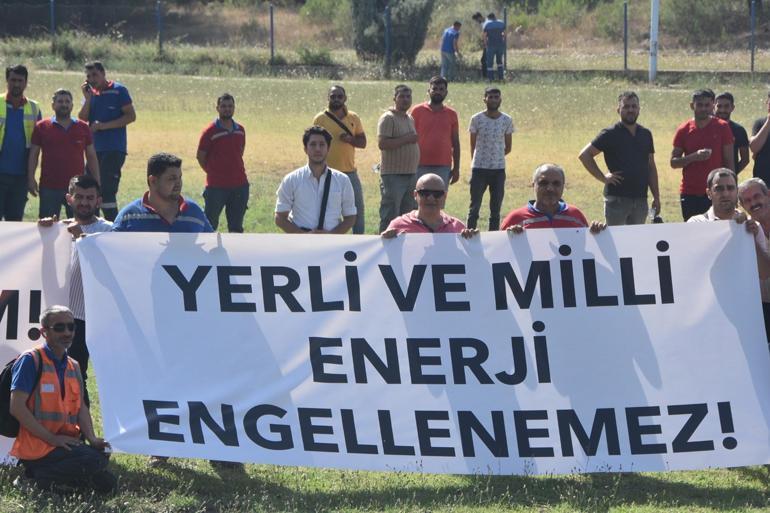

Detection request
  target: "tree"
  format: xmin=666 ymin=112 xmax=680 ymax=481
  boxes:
xmin=351 ymin=0 xmax=435 ymax=65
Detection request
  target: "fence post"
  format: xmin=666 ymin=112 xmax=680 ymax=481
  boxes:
xmin=503 ymin=7 xmax=508 ymax=77
xmin=269 ymin=3 xmax=275 ymax=64
xmin=49 ymin=0 xmax=55 ymax=36
xmin=623 ymin=2 xmax=628 ymax=71
xmin=751 ymin=0 xmax=757 ymax=74
xmin=649 ymin=0 xmax=659 ymax=83
xmin=384 ymin=5 xmax=392 ymax=78
xmin=156 ymin=0 xmax=163 ymax=56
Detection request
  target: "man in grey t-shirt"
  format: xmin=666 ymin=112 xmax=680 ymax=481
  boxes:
xmin=467 ymin=87 xmax=513 ymax=230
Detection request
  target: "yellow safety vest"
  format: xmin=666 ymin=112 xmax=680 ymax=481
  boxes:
xmin=0 ymin=98 xmax=40 ymax=149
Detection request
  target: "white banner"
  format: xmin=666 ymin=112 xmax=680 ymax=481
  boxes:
xmin=0 ymin=223 xmax=72 ymax=462
xmin=78 ymin=223 xmax=770 ymax=475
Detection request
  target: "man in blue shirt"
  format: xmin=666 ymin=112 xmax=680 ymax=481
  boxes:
xmin=77 ymin=61 xmax=136 ymax=222
xmin=0 ymin=65 xmax=41 ymax=221
xmin=440 ymin=21 xmax=462 ymax=82
xmin=483 ymin=13 xmax=506 ymax=81
xmin=112 ymin=152 xmax=213 ymax=233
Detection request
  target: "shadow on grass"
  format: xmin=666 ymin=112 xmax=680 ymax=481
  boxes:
xmin=2 ymin=460 xmax=770 ymax=512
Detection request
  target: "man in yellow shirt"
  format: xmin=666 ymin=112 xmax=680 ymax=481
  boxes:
xmin=313 ymin=85 xmax=367 ymax=233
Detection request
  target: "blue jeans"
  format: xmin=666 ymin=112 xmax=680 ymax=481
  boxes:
xmin=379 ymin=173 xmax=417 ymax=233
xmin=97 ymin=151 xmax=126 ymax=221
xmin=440 ymin=51 xmax=457 ymax=81
xmin=467 ymin=168 xmax=505 ymax=230
xmin=39 ymin=187 xmax=73 ymax=219
xmin=0 ymin=173 xmax=27 ymax=221
xmin=20 ymin=445 xmax=116 ymax=493
xmin=203 ymin=183 xmax=249 ymax=233
xmin=346 ymin=171 xmax=365 ymax=234
xmin=416 ymin=165 xmax=452 ymax=187
xmin=486 ymin=45 xmax=505 ymax=80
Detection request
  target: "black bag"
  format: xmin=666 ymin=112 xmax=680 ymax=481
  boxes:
xmin=0 ymin=349 xmax=42 ymax=438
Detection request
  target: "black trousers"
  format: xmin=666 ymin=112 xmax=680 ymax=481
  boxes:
xmin=21 ymin=445 xmax=115 ymax=492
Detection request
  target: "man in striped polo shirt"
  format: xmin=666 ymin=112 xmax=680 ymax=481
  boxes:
xmin=197 ymin=93 xmax=248 ymax=233
xmin=501 ymin=163 xmax=605 ymax=233
xmin=111 ymin=152 xmax=213 ymax=233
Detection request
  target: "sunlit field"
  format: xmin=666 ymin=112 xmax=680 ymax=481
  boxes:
xmin=4 ymin=70 xmax=770 ymax=512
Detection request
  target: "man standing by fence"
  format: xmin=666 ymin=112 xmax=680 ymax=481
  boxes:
xmin=439 ymin=21 xmax=462 ymax=82
xmin=0 ymin=64 xmax=41 ymax=221
xmin=483 ymin=13 xmax=506 ymax=81
xmin=78 ymin=61 xmax=136 ymax=221
xmin=313 ymin=85 xmax=367 ymax=234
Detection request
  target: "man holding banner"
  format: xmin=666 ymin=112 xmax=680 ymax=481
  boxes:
xmin=275 ymin=126 xmax=356 ymax=234
xmin=381 ymin=172 xmax=476 ymax=238
xmin=112 ymin=153 xmax=212 ymax=233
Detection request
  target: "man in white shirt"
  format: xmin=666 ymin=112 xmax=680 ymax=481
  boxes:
xmin=275 ymin=126 xmax=356 ymax=234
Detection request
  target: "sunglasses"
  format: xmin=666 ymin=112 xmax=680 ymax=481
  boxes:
xmin=416 ymin=189 xmax=445 ymax=199
xmin=329 ymin=94 xmax=345 ymax=99
xmin=47 ymin=322 xmax=76 ymax=333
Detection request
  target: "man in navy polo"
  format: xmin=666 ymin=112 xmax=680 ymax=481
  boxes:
xmin=77 ymin=61 xmax=136 ymax=221
xmin=0 ymin=64 xmax=42 ymax=220
xmin=112 ymin=152 xmax=213 ymax=233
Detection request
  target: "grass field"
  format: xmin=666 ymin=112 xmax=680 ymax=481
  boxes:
xmin=3 ymin=70 xmax=770 ymax=512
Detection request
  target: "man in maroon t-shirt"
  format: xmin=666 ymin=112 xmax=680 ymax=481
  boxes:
xmin=27 ymin=89 xmax=99 ymax=218
xmin=196 ymin=93 xmax=248 ymax=233
xmin=671 ymin=88 xmax=734 ymax=221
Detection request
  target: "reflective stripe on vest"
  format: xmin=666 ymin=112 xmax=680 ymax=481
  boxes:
xmin=10 ymin=347 xmax=82 ymax=461
xmin=0 ymin=99 xmax=40 ymax=149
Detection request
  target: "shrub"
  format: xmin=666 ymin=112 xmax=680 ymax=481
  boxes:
xmin=352 ymin=0 xmax=435 ymax=65
xmin=296 ymin=46 xmax=334 ymax=66
xmin=661 ymin=0 xmax=746 ymax=47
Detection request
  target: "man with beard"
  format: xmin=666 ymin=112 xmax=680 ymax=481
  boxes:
xmin=500 ymin=163 xmax=605 ymax=233
xmin=0 ymin=65 xmax=41 ymax=221
xmin=37 ymin=174 xmax=111 ymax=407
xmin=749 ymin=91 xmax=770 ymax=186
xmin=715 ymin=92 xmax=749 ymax=175
xmin=671 ymin=88 xmax=734 ymax=221
xmin=578 ymin=91 xmax=660 ymax=225
xmin=275 ymin=126 xmax=356 ymax=234
xmin=196 ymin=93 xmax=248 ymax=233
xmin=28 ymin=89 xmax=99 ymax=219
xmin=77 ymin=61 xmax=136 ymax=221
xmin=377 ymin=85 xmax=420 ymax=232
xmin=112 ymin=152 xmax=212 ymax=233
xmin=410 ymin=76 xmax=460 ymax=187
xmin=687 ymin=168 xmax=743 ymax=222
xmin=381 ymin=172 xmax=477 ymax=238
xmin=466 ymin=87 xmax=513 ymax=231
xmin=313 ymin=85 xmax=367 ymax=234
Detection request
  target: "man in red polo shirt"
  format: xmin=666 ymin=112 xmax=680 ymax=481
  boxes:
xmin=410 ymin=76 xmax=460 ymax=187
xmin=27 ymin=89 xmax=99 ymax=218
xmin=196 ymin=93 xmax=248 ymax=233
xmin=671 ymin=88 xmax=735 ymax=221
xmin=501 ymin=163 xmax=605 ymax=233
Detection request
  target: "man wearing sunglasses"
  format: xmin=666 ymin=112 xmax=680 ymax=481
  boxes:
xmin=9 ymin=305 xmax=116 ymax=493
xmin=381 ymin=172 xmax=477 ymax=238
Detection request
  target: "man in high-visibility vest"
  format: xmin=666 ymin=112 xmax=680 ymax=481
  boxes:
xmin=9 ymin=305 xmax=116 ymax=493
xmin=0 ymin=64 xmax=41 ymax=221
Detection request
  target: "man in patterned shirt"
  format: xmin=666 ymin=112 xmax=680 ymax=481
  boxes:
xmin=466 ymin=87 xmax=513 ymax=231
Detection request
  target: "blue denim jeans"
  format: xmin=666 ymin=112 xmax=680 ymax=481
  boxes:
xmin=203 ymin=183 xmax=250 ymax=233
xmin=39 ymin=187 xmax=72 ymax=219
xmin=416 ymin=165 xmax=452 ymax=187
xmin=0 ymin=173 xmax=27 ymax=221
xmin=486 ymin=45 xmax=505 ymax=80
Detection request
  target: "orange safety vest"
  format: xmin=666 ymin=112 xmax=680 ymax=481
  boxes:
xmin=11 ymin=346 xmax=82 ymax=461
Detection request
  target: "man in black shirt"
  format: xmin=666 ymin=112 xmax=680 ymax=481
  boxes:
xmin=715 ymin=92 xmax=749 ymax=175
xmin=751 ymin=91 xmax=770 ymax=185
xmin=578 ymin=91 xmax=660 ymax=225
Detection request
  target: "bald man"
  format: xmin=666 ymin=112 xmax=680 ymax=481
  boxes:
xmin=381 ymin=172 xmax=476 ymax=238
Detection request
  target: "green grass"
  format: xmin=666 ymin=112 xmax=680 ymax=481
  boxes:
xmin=3 ymin=70 xmax=770 ymax=511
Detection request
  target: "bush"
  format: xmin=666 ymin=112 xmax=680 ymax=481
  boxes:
xmin=661 ymin=0 xmax=747 ymax=47
xmin=352 ymin=0 xmax=435 ymax=65
xmin=296 ymin=46 xmax=334 ymax=66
